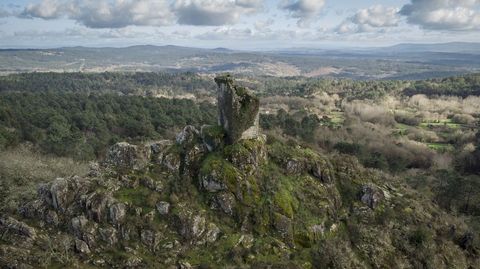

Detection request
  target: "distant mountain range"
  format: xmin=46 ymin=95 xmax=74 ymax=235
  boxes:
xmin=1 ymin=43 xmax=479 ymax=80
xmin=381 ymin=42 xmax=480 ymax=54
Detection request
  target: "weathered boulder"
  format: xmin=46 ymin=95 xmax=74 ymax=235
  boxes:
xmin=178 ymin=261 xmax=193 ymax=269
xmin=162 ymin=147 xmax=182 ymax=173
xmin=0 ymin=217 xmax=36 ymax=239
xmin=140 ymin=177 xmax=163 ymax=192
xmin=181 ymin=143 xmax=206 ymax=178
xmin=204 ymin=223 xmax=221 ymax=243
xmin=285 ymin=159 xmax=307 ymax=175
xmin=71 ymin=215 xmax=98 ymax=247
xmin=125 ymin=255 xmax=143 ymax=268
xmin=273 ymin=213 xmax=293 ymax=243
xmin=201 ymin=125 xmax=226 ymax=152
xmin=156 ymin=201 xmax=170 ymax=215
xmin=176 ymin=125 xmax=200 ymax=148
xmin=360 ymin=184 xmax=385 ymax=209
xmin=49 ymin=178 xmax=72 ymax=213
xmin=199 ymin=154 xmax=244 ymax=194
xmin=44 ymin=210 xmax=59 ymax=226
xmin=35 ymin=183 xmax=53 ymax=207
xmin=224 ymin=135 xmax=267 ymax=175
xmin=71 ymin=215 xmax=89 ymax=238
xmin=236 ymin=234 xmax=255 ymax=249
xmin=99 ymin=226 xmax=118 ymax=246
xmin=104 ymin=142 xmax=150 ymax=171
xmin=175 ymin=209 xmax=207 ymax=241
xmin=310 ymin=160 xmax=334 ymax=184
xmin=88 ymin=162 xmax=101 ymax=177
xmin=143 ymin=210 xmax=156 ymax=223
xmin=83 ymin=192 xmax=115 ymax=222
xmin=18 ymin=200 xmax=46 ymax=220
xmin=200 ymin=171 xmax=228 ymax=193
xmin=108 ymin=202 xmax=126 ymax=226
xmin=74 ymin=239 xmax=91 ymax=254
xmin=308 ymin=224 xmax=325 ymax=242
xmin=215 ymin=74 xmax=260 ymax=144
xmin=140 ymin=229 xmax=161 ymax=250
xmin=39 ymin=176 xmax=93 ymax=214
xmin=214 ymin=192 xmax=236 ymax=216
xmin=149 ymin=140 xmax=173 ymax=164
xmin=173 ymin=126 xmax=207 ymax=178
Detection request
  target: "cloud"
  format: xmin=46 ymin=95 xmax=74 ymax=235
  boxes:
xmin=280 ymin=0 xmax=326 ymax=26
xmin=170 ymin=30 xmax=192 ymax=39
xmin=352 ymin=6 xmax=400 ymax=28
xmin=196 ymin=26 xmax=313 ymax=41
xmin=196 ymin=27 xmax=253 ymax=40
xmin=335 ymin=21 xmax=357 ymax=34
xmin=21 ymin=0 xmax=175 ymax=28
xmin=254 ymin=18 xmax=274 ymax=31
xmin=13 ymin=28 xmax=91 ymax=38
xmin=335 ymin=5 xmax=400 ymax=34
xmin=400 ymin=0 xmax=480 ymax=31
xmin=12 ymin=26 xmax=158 ymax=41
xmin=22 ymin=0 xmax=63 ymax=19
xmin=0 ymin=8 xmax=11 ymax=18
xmin=99 ymin=28 xmax=156 ymax=39
xmin=235 ymin=0 xmax=263 ymax=9
xmin=173 ymin=0 xmax=262 ymax=26
xmin=21 ymin=0 xmax=263 ymax=27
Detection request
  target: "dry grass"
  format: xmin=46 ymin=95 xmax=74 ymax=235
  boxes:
xmin=0 ymin=145 xmax=89 ymax=213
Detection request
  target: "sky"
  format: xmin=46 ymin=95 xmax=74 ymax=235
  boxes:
xmin=0 ymin=0 xmax=479 ymax=49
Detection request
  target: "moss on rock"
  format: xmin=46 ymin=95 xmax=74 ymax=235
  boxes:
xmin=215 ymin=75 xmax=260 ymax=144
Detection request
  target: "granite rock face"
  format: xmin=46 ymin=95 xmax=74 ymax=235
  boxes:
xmin=104 ymin=142 xmax=151 ymax=171
xmin=215 ymin=74 xmax=260 ymax=144
xmin=360 ymin=184 xmax=385 ymax=209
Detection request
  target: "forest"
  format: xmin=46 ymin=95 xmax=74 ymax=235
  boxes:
xmin=0 ymin=92 xmax=216 ymax=160
xmin=0 ymin=72 xmax=216 ymax=95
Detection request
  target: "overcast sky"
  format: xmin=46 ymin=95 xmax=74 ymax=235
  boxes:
xmin=0 ymin=0 xmax=479 ymax=49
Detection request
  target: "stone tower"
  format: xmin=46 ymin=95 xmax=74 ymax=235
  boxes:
xmin=214 ymin=74 xmax=260 ymax=144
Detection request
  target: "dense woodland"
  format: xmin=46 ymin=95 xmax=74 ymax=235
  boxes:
xmin=1 ymin=72 xmax=479 ymax=99
xmin=0 ymin=92 xmax=216 ymax=160
xmin=0 ymin=72 xmax=216 ymax=95
xmin=405 ymin=75 xmax=480 ymax=97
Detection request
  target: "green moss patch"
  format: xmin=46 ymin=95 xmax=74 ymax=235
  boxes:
xmin=114 ymin=186 xmax=157 ymax=211
xmin=200 ymin=154 xmax=241 ymax=191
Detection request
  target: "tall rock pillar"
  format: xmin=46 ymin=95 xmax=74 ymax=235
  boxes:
xmin=214 ymin=74 xmax=260 ymax=144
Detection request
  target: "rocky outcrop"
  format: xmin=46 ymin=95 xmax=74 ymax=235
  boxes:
xmin=200 ymin=166 xmax=229 ymax=193
xmin=71 ymin=215 xmax=98 ymax=247
xmin=201 ymin=125 xmax=225 ymax=152
xmin=108 ymin=202 xmax=126 ymax=226
xmin=273 ymin=213 xmax=293 ymax=244
xmin=213 ymin=192 xmax=236 ymax=216
xmin=176 ymin=210 xmax=207 ymax=241
xmin=360 ymin=184 xmax=385 ymax=209
xmin=141 ymin=229 xmax=161 ymax=250
xmin=75 ymin=239 xmax=91 ymax=254
xmin=2 ymin=75 xmax=470 ymax=269
xmin=215 ymin=74 xmax=260 ymax=144
xmin=0 ymin=217 xmax=36 ymax=239
xmin=149 ymin=140 xmax=173 ymax=164
xmin=84 ymin=192 xmax=115 ymax=222
xmin=104 ymin=142 xmax=151 ymax=171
